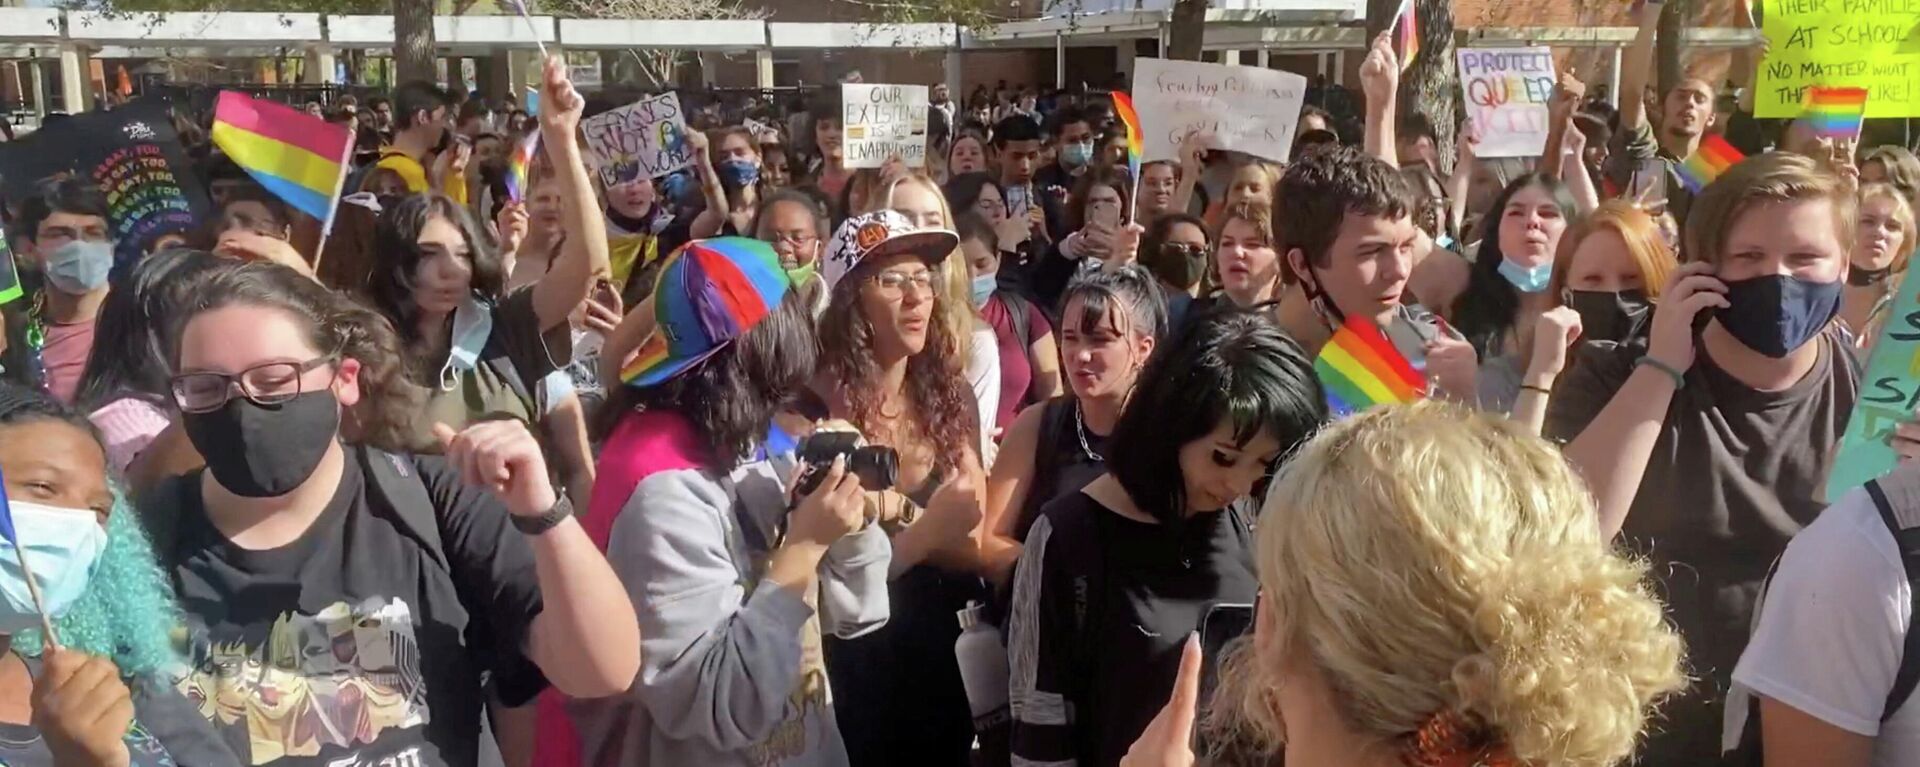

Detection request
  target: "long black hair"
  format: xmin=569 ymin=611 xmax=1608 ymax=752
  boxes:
xmin=1448 ymin=174 xmax=1577 ymax=359
xmin=1106 ymin=307 xmax=1326 ymax=526
xmin=74 ymin=249 xmax=226 ymax=412
xmin=369 ymin=193 xmax=506 ymax=363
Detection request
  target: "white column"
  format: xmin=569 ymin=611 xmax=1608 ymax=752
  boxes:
xmin=33 ymin=59 xmax=49 ymax=117
xmin=1609 ymin=45 xmax=1624 ymax=107
xmin=505 ymin=49 xmax=530 ymax=104
xmin=1331 ymin=50 xmax=1347 ymax=86
xmin=303 ymin=45 xmax=336 ymax=84
xmin=944 ymin=49 xmax=961 ymax=96
xmin=1221 ymin=49 xmax=1240 ymax=65
xmin=755 ymin=48 xmax=775 ymax=89
xmin=1317 ymin=52 xmax=1330 ymax=78
xmin=1254 ymin=48 xmax=1269 ymax=68
xmin=58 ymin=43 xmax=90 ymax=114
xmin=1054 ymin=31 xmax=1065 ymax=87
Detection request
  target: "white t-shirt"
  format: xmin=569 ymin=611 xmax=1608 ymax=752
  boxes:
xmin=1725 ymin=486 xmax=1920 ymax=765
xmin=965 ymin=321 xmax=1001 ymax=468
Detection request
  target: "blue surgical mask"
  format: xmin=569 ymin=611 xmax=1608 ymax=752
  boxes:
xmin=1061 ymin=141 xmax=1094 ymax=169
xmin=0 ymin=500 xmax=106 ymax=635
xmin=970 ymin=273 xmax=996 ymax=307
xmin=439 ymin=295 xmax=493 ymax=391
xmin=44 ymin=240 xmax=114 ymax=294
xmin=719 ymin=159 xmax=761 ymax=188
xmin=1497 ymin=258 xmax=1552 ymax=293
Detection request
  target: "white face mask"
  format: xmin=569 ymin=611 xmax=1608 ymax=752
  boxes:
xmin=439 ymin=295 xmax=492 ymax=391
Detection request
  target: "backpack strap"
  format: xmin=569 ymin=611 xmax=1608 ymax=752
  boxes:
xmin=480 ymin=333 xmax=542 ymax=417
xmin=356 ymin=446 xmax=451 ymax=575
xmin=1865 ymin=478 xmax=1920 ymax=721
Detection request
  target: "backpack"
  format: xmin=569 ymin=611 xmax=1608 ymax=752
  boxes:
xmin=1727 ymin=475 xmax=1920 ymax=763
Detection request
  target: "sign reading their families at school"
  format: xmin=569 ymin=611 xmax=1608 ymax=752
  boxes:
xmin=1130 ymin=58 xmax=1308 ymax=164
xmin=580 ymin=91 xmax=694 ymax=187
xmin=1456 ymin=47 xmax=1557 ymax=158
xmin=1828 ymin=275 xmax=1920 ymax=500
xmin=1756 ymin=0 xmax=1920 ymax=118
xmin=842 ymin=84 xmax=930 ymax=169
xmin=0 ymin=98 xmax=211 ymax=268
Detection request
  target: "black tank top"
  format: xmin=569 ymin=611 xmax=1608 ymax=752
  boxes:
xmin=1012 ymin=397 xmax=1111 ymax=542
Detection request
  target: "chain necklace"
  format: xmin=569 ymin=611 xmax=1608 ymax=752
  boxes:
xmin=1075 ymin=401 xmax=1103 ymax=462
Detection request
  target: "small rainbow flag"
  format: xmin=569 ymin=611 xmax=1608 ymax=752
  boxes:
xmin=1110 ymin=92 xmax=1144 ymax=190
xmin=505 ymin=129 xmax=540 ymax=202
xmin=1675 ymin=134 xmax=1745 ymax=194
xmin=1314 ymin=317 xmax=1428 ymax=417
xmin=211 ymin=91 xmax=354 ymax=225
xmin=1394 ymin=0 xmax=1419 ymax=71
xmin=1805 ymin=86 xmax=1869 ymax=140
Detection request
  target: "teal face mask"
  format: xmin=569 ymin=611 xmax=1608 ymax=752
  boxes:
xmin=0 ymin=500 xmax=107 ymax=635
xmin=970 ymin=273 xmax=996 ymax=307
xmin=1497 ymin=258 xmax=1553 ymax=293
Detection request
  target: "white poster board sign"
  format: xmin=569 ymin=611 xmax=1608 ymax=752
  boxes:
xmin=1456 ymin=47 xmax=1557 ymax=158
xmin=580 ymin=92 xmax=694 ymax=187
xmin=1130 ymin=58 xmax=1309 ymax=164
xmin=842 ymin=84 xmax=930 ymax=169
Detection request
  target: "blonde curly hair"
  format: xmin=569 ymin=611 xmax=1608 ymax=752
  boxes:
xmin=1211 ymin=402 xmax=1686 ymax=766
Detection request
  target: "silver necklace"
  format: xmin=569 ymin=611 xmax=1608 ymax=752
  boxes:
xmin=1075 ymin=401 xmax=1103 ymax=462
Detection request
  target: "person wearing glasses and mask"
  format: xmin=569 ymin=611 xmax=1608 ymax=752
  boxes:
xmin=1137 ymin=213 xmax=1211 ymax=332
xmin=2 ymin=178 xmax=115 ymax=405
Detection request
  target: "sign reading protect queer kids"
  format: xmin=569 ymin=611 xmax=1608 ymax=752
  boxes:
xmin=1130 ymin=58 xmax=1308 ymax=165
xmin=1456 ymin=47 xmax=1557 ymax=159
xmin=580 ymin=92 xmax=694 ymax=187
xmin=1828 ymin=276 xmax=1920 ymax=500
xmin=1756 ymin=0 xmax=1919 ymax=118
xmin=842 ymin=84 xmax=930 ymax=169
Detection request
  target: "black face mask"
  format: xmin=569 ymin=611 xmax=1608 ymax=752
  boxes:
xmin=1716 ymin=274 xmax=1843 ymax=358
xmin=183 ymin=390 xmax=340 ymax=498
xmin=1564 ymin=289 xmax=1651 ymax=344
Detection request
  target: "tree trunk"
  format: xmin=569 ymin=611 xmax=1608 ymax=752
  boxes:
xmin=1166 ymin=0 xmax=1206 ymax=61
xmin=393 ymin=0 xmax=437 ymax=84
xmin=1366 ymin=0 xmax=1460 ymax=173
xmin=1656 ymin=0 xmax=1690 ymax=99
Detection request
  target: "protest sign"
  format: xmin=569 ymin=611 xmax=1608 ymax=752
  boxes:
xmin=580 ymin=92 xmax=695 ymax=187
xmin=0 ymin=98 xmax=210 ymax=267
xmin=1828 ymin=275 xmax=1920 ymax=500
xmin=1755 ymin=0 xmax=1919 ymax=118
xmin=1130 ymin=58 xmax=1308 ymax=164
xmin=1456 ymin=47 xmax=1557 ymax=158
xmin=841 ymin=84 xmax=930 ymax=169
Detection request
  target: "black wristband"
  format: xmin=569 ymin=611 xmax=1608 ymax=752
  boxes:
xmin=512 ymin=495 xmax=574 ymax=536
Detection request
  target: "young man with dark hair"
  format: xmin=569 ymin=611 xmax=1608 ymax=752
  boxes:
xmin=1609 ymin=0 xmax=1715 ymax=226
xmin=1299 ymin=104 xmax=1335 ymax=137
xmin=1 ymin=177 xmax=113 ymax=403
xmin=374 ymin=80 xmax=468 ymax=205
xmin=1034 ymin=105 xmax=1095 ymax=242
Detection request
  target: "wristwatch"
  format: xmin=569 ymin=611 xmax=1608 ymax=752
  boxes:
xmin=512 ymin=495 xmax=574 ymax=536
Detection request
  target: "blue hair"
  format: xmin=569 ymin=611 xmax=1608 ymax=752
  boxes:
xmin=13 ymin=491 xmax=184 ymax=677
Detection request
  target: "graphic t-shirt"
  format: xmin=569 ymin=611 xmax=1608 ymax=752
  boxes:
xmin=157 ymin=453 xmax=548 ymax=767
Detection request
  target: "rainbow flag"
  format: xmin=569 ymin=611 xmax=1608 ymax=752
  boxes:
xmin=1675 ymin=134 xmax=1745 ymax=194
xmin=506 ymin=129 xmax=540 ymax=202
xmin=1805 ymin=86 xmax=1868 ymax=140
xmin=211 ymin=91 xmax=353 ymax=225
xmin=1110 ymin=92 xmax=1143 ymax=189
xmin=1394 ymin=0 xmax=1419 ymax=71
xmin=1314 ymin=317 xmax=1427 ymax=417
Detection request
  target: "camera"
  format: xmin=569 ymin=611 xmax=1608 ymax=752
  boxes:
xmin=795 ymin=428 xmax=899 ymax=495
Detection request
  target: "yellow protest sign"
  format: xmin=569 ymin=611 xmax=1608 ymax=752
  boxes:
xmin=1756 ymin=0 xmax=1920 ymax=118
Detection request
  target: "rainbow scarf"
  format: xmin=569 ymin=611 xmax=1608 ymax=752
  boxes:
xmin=1805 ymin=86 xmax=1868 ymax=140
xmin=1315 ymin=317 xmax=1428 ymax=417
xmin=1676 ymin=134 xmax=1745 ymax=194
xmin=1395 ymin=0 xmax=1419 ymax=71
xmin=506 ymin=129 xmax=541 ymax=202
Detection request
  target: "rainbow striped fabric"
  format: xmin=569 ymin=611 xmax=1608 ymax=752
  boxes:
xmin=1805 ymin=86 xmax=1869 ymax=140
xmin=506 ymin=129 xmax=540 ymax=202
xmin=1395 ymin=0 xmax=1419 ymax=71
xmin=1676 ymin=134 xmax=1745 ymax=194
xmin=1315 ymin=317 xmax=1428 ymax=417
xmin=211 ymin=91 xmax=354 ymax=223
xmin=1110 ymin=92 xmax=1144 ymax=192
xmin=620 ymin=238 xmax=791 ymax=387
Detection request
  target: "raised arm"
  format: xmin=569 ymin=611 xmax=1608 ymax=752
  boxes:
xmin=1359 ymin=32 xmax=1400 ymax=167
xmin=687 ymin=131 xmax=731 ymax=239
xmin=1617 ymin=1 xmax=1661 ymax=133
xmin=1538 ymin=68 xmax=1586 ymax=179
xmin=531 ymin=57 xmax=612 ymax=332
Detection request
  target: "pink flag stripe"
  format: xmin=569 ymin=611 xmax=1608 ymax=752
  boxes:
xmin=214 ymin=91 xmax=351 ymax=162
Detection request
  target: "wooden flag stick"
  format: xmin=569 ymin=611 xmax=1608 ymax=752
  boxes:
xmin=12 ymin=545 xmax=57 ymax=648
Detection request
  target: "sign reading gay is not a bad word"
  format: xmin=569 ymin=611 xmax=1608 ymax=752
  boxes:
xmin=842 ymin=84 xmax=930 ymax=169
xmin=1830 ymin=275 xmax=1920 ymax=500
xmin=1756 ymin=0 xmax=1920 ymax=118
xmin=581 ymin=91 xmax=695 ymax=187
xmin=1129 ymin=58 xmax=1308 ymax=165
xmin=1456 ymin=47 xmax=1557 ymax=159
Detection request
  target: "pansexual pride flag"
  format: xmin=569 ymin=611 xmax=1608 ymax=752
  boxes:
xmin=211 ymin=91 xmax=353 ymax=225
xmin=1315 ymin=317 xmax=1428 ymax=417
xmin=1805 ymin=86 xmax=1868 ymax=140
xmin=1394 ymin=0 xmax=1419 ymax=71
xmin=1676 ymin=134 xmax=1745 ymax=194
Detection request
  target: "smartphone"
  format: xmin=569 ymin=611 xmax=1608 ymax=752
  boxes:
xmin=592 ymin=279 xmax=620 ymax=309
xmin=1198 ymin=603 xmax=1255 ymax=707
xmin=1005 ymin=184 xmax=1031 ymax=220
xmin=1089 ymin=201 xmax=1123 ymax=230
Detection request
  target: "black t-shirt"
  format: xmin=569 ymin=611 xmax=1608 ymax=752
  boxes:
xmin=158 ymin=452 xmax=547 ymax=767
xmin=0 ymin=658 xmax=240 ymax=767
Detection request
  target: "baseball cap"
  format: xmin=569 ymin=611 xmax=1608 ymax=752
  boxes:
xmin=822 ymin=209 xmax=960 ymax=292
xmin=620 ymin=237 xmax=791 ymax=388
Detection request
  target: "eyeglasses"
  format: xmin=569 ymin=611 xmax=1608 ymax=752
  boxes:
xmin=871 ymin=270 xmax=937 ymax=295
xmin=170 ymin=356 xmax=335 ymax=413
xmin=1160 ymin=243 xmax=1208 ymax=259
xmin=769 ymin=231 xmax=819 ymax=249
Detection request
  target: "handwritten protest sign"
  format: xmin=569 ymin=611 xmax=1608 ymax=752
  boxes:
xmin=1828 ymin=276 xmax=1920 ymax=500
xmin=842 ymin=84 xmax=929 ymax=169
xmin=580 ymin=92 xmax=694 ymax=187
xmin=0 ymin=98 xmax=210 ymax=268
xmin=1130 ymin=58 xmax=1308 ymax=164
xmin=1456 ymin=47 xmax=1557 ymax=158
xmin=1756 ymin=0 xmax=1919 ymax=118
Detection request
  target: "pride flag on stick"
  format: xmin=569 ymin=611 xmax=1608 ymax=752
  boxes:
xmin=506 ymin=129 xmax=541 ymax=202
xmin=1805 ymin=86 xmax=1869 ymax=141
xmin=1314 ymin=317 xmax=1428 ymax=417
xmin=1675 ymin=134 xmax=1745 ymax=194
xmin=1394 ymin=0 xmax=1419 ymax=71
xmin=1109 ymin=92 xmax=1144 ymax=223
xmin=211 ymin=91 xmax=354 ymax=251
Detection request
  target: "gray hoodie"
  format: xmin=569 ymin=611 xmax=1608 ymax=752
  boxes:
xmin=569 ymin=455 xmax=891 ymax=767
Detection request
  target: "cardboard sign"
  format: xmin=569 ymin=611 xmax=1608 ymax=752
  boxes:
xmin=1129 ymin=58 xmax=1308 ymax=165
xmin=842 ymin=84 xmax=929 ymax=169
xmin=1828 ymin=276 xmax=1920 ymax=500
xmin=1456 ymin=47 xmax=1556 ymax=159
xmin=580 ymin=92 xmax=694 ymax=187
xmin=0 ymin=98 xmax=210 ymax=268
xmin=1755 ymin=0 xmax=1919 ymax=118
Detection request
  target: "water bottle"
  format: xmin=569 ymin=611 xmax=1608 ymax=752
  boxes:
xmin=955 ymin=600 xmax=1011 ymax=767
